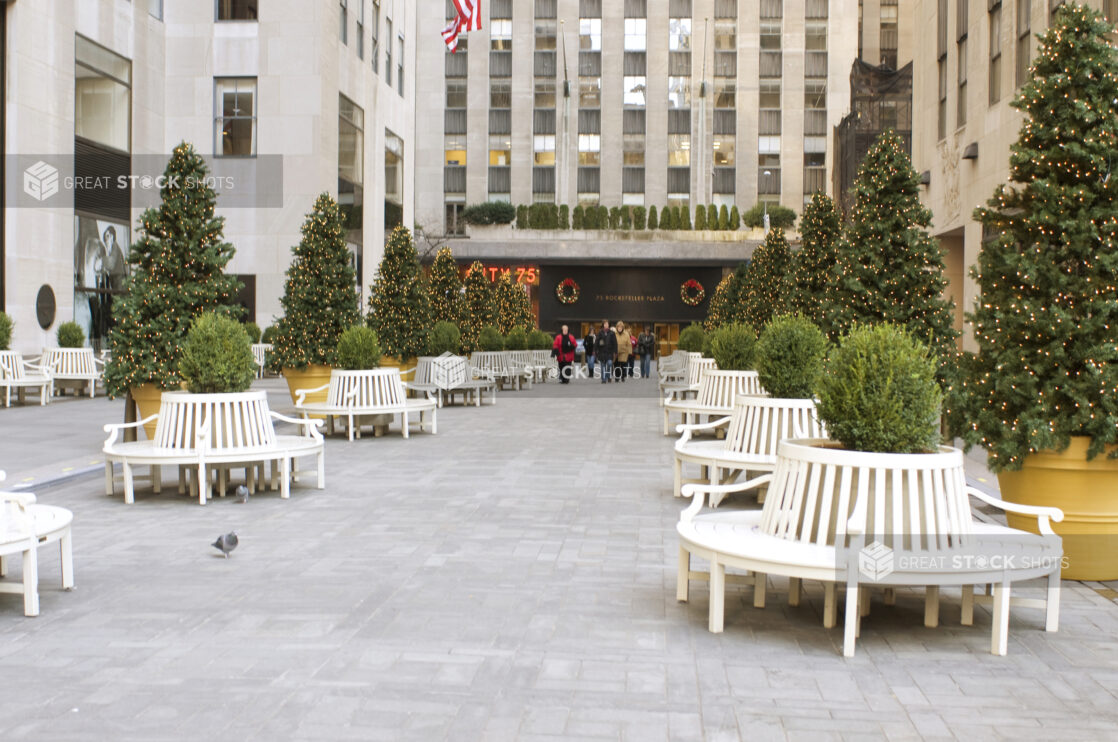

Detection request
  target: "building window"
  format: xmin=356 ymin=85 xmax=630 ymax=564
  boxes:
xmin=340 ymin=0 xmax=348 ymax=44
xmin=446 ymin=80 xmax=467 ymax=108
xmin=625 ymin=18 xmax=647 ymax=51
xmin=371 ymin=1 xmax=380 ymax=72
xmin=446 ymin=202 xmax=465 ymax=235
xmin=989 ymin=3 xmax=1002 ymax=104
xmin=397 ymin=34 xmax=404 ymax=95
xmin=535 ymin=80 xmax=556 ymax=108
xmin=491 ymin=19 xmax=513 ymax=50
xmin=339 ymin=95 xmax=363 ymax=186
xmin=713 ymin=136 xmax=735 ymax=166
xmin=880 ymin=0 xmax=899 ymax=68
xmin=579 ymin=79 xmax=601 ymax=107
xmin=489 ymin=134 xmax=511 ymax=166
xmin=445 ymin=135 xmax=467 ymax=166
xmin=75 ymin=36 xmax=132 ymax=153
xmin=958 ymin=39 xmax=968 ymax=127
xmin=1016 ymin=0 xmax=1030 ymax=88
xmin=216 ymin=0 xmax=257 ymax=20
xmin=214 ymin=77 xmax=255 ymax=156
xmin=356 ymin=0 xmax=364 ymax=59
xmin=578 ymin=134 xmax=601 ymax=166
xmin=624 ymin=76 xmax=647 ymax=106
xmin=385 ymin=130 xmax=404 ymax=227
xmin=938 ymin=59 xmax=948 ymax=139
xmin=534 ymin=135 xmax=556 ymax=165
xmin=149 ymin=0 xmax=163 ymax=20
xmin=386 ymin=18 xmax=393 ymax=86
xmin=668 ymin=76 xmax=690 ymax=108
xmin=580 ymin=18 xmax=602 ymax=50
xmin=624 ymin=133 xmax=645 ymax=165
xmin=668 ymin=134 xmax=690 ymax=166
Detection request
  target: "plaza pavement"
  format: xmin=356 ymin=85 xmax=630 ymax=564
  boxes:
xmin=1 ymin=372 xmax=1118 ymax=740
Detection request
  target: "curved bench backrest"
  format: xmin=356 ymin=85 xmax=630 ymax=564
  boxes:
xmin=686 ymin=357 xmax=716 ymax=386
xmin=506 ymin=351 xmax=532 ymax=372
xmin=43 ymin=348 xmax=97 ymax=375
xmin=760 ymin=439 xmax=973 ymax=550
xmin=724 ymin=395 xmax=824 ymax=457
xmin=0 ymin=351 xmax=25 ymax=380
xmin=330 ymin=368 xmax=407 ymax=407
xmin=250 ymin=343 xmax=272 ymax=369
xmin=155 ymin=391 xmax=277 ymax=451
xmin=695 ymin=369 xmax=765 ymax=407
xmin=411 ymin=357 xmax=436 ymax=385
xmin=470 ymin=352 xmax=508 ymax=374
xmin=531 ymin=349 xmax=553 ymax=364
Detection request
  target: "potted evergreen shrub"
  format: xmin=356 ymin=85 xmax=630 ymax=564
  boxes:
xmin=428 ymin=321 xmax=462 ymax=356
xmin=368 ymin=225 xmax=432 ymax=381
xmin=0 ymin=311 xmax=12 ymax=350
xmin=103 ymin=143 xmax=242 ymax=437
xmin=478 ymin=325 xmax=505 ymax=352
xmin=335 ymin=326 xmax=382 ymax=370
xmin=268 ymin=193 xmax=361 ymax=405
xmin=56 ymin=322 xmax=85 ymax=348
xmin=754 ymin=315 xmax=828 ymax=399
xmin=950 ymin=5 xmax=1118 ymax=579
xmin=707 ymin=324 xmax=757 ymax=371
xmin=243 ymin=322 xmax=262 ymax=344
xmin=178 ymin=313 xmax=256 ymax=395
xmin=503 ymin=327 xmax=528 ymax=351
xmin=677 ymin=323 xmax=705 ymax=354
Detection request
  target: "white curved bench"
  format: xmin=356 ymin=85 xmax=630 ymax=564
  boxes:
xmin=506 ymin=351 xmax=535 ymax=389
xmin=663 ymin=369 xmax=765 ymax=435
xmin=660 ymin=356 xmax=715 ymax=407
xmin=0 ymin=473 xmax=74 ymax=616
xmin=104 ymin=391 xmax=324 ymax=505
xmin=251 ymin=343 xmax=273 ymax=379
xmin=406 ymin=356 xmax=496 ymax=407
xmin=530 ymin=349 xmax=558 ymax=382
xmin=674 ymin=395 xmax=824 ymax=502
xmin=41 ymin=348 xmax=103 ymax=398
xmin=0 ymin=351 xmax=52 ymax=407
xmin=297 ymin=368 xmax=437 ymax=441
xmin=658 ymin=350 xmax=692 ymax=381
xmin=677 ymin=439 xmax=1063 ymax=656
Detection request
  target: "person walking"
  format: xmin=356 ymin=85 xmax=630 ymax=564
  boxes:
xmin=583 ymin=327 xmax=596 ymax=378
xmin=596 ymin=320 xmax=617 ymax=383
xmin=637 ymin=325 xmax=656 ymax=380
xmin=615 ymin=322 xmax=633 ymax=382
xmin=552 ymin=324 xmax=577 ymax=383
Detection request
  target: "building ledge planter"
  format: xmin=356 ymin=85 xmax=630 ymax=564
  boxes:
xmin=998 ymin=436 xmax=1118 ymax=581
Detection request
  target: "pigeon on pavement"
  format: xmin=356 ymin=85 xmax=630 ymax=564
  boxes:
xmin=235 ymin=485 xmax=249 ymax=504
xmin=212 ymin=531 xmax=239 ymax=558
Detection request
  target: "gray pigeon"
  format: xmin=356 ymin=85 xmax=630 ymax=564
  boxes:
xmin=212 ymin=531 xmax=239 ymax=558
xmin=235 ymin=485 xmax=250 ymax=504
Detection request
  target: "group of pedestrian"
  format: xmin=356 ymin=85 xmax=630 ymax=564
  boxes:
xmin=574 ymin=320 xmax=656 ymax=384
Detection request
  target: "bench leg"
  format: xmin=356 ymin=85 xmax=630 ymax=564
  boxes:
xmin=843 ymin=584 xmax=861 ymax=657
xmin=152 ymin=465 xmax=162 ymax=494
xmin=823 ymin=582 xmax=837 ymax=628
xmin=123 ymin=462 xmax=135 ymax=504
xmin=0 ymin=554 xmax=6 ymax=577
xmin=753 ymin=573 xmax=767 ymax=609
xmin=709 ymin=557 xmax=725 ymax=633
xmin=198 ymin=463 xmax=208 ymax=505
xmin=348 ymin=413 xmax=355 ymax=442
xmin=281 ymin=457 xmax=291 ymax=499
xmin=22 ymin=545 xmax=39 ymax=617
xmin=60 ymin=529 xmax=74 ymax=590
xmin=924 ymin=586 xmax=940 ymax=628
xmin=677 ymin=547 xmax=690 ymax=602
xmin=860 ymin=588 xmax=871 ymax=618
xmin=401 ymin=411 xmax=410 ymax=439
xmin=104 ymin=462 xmax=115 ymax=496
xmin=673 ymin=456 xmax=683 ymax=498
xmin=218 ymin=468 xmax=227 ymax=498
xmin=961 ymin=585 xmax=974 ymax=626
xmin=788 ymin=577 xmax=802 ymax=607
xmin=430 ymin=409 xmax=437 ymax=435
xmin=991 ymin=582 xmax=1011 ymax=656
xmin=663 ymin=408 xmax=671 ymax=436
xmin=1046 ymin=570 xmax=1061 ymax=632
xmin=178 ymin=466 xmax=187 ymax=495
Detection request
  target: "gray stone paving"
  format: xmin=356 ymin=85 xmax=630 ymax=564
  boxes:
xmin=1 ymin=376 xmax=1118 ymax=740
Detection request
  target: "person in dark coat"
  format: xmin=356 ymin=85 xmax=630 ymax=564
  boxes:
xmin=596 ymin=320 xmax=617 ymax=383
xmin=552 ymin=324 xmax=577 ymax=383
xmin=583 ymin=328 xmax=596 ymax=378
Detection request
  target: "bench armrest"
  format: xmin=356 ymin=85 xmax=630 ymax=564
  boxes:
xmin=0 ymin=491 xmax=36 ymax=507
xmin=966 ymin=486 xmax=1064 ymax=535
xmin=270 ymin=410 xmax=324 ymax=441
xmin=103 ymin=414 xmax=160 ymax=448
xmin=679 ymin=475 xmax=774 ymax=523
xmin=675 ymin=415 xmax=732 ymax=444
xmin=294 ymin=383 xmax=331 ymax=407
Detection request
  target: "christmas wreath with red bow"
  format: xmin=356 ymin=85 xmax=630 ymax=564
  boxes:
xmin=556 ymin=278 xmax=580 ymax=304
xmin=681 ymin=279 xmax=705 ymax=306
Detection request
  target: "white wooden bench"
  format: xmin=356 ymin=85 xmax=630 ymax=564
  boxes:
xmin=470 ymin=351 xmax=523 ymax=391
xmin=677 ymin=438 xmax=1064 ymax=656
xmin=40 ymin=348 xmax=103 ymax=398
xmin=406 ymin=356 xmax=496 ymax=407
xmin=0 ymin=472 xmax=74 ymax=616
xmin=660 ymin=356 xmax=716 ymax=406
xmin=0 ymin=351 xmax=52 ymax=407
xmin=529 ymin=349 xmax=558 ymax=382
xmin=104 ymin=391 xmax=325 ymax=505
xmin=296 ymin=368 xmax=437 ymax=441
xmin=251 ymin=343 xmax=273 ymax=379
xmin=674 ymin=395 xmax=824 ymax=502
xmin=663 ymin=369 xmax=765 ymax=435
xmin=505 ymin=351 xmax=535 ymax=389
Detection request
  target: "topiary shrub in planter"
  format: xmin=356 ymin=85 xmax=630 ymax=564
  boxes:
xmin=677 ymin=323 xmax=706 ymax=353
xmin=261 ymin=325 xmax=277 ymax=344
xmin=572 ymin=205 xmax=584 ymax=229
xmin=647 ymin=205 xmax=658 ymax=230
xmin=754 ymin=315 xmax=828 ymax=399
xmin=527 ymin=329 xmax=552 ymax=350
xmin=56 ymin=321 xmax=85 ymax=348
xmin=504 ymin=327 xmax=528 ymax=350
xmin=0 ymin=312 xmax=11 ymax=350
xmin=243 ymin=322 xmax=262 ymax=344
xmin=559 ymin=204 xmax=570 ymax=229
xmin=729 ymin=205 xmax=741 ymax=230
xmin=336 ymin=326 xmax=382 ymax=370
xmin=695 ymin=205 xmax=708 ymax=230
xmin=478 ymin=325 xmax=505 ymax=352
xmin=429 ymin=321 xmax=461 ymax=355
xmin=815 ymin=324 xmax=942 ymax=454
xmin=178 ymin=312 xmax=256 ymax=394
xmin=462 ymin=201 xmax=516 ymax=225
xmin=708 ymin=323 xmax=757 ymax=371
xmin=633 ymin=206 xmax=646 ymax=230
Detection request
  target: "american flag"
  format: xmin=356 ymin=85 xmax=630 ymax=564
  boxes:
xmin=443 ymin=0 xmax=481 ymax=53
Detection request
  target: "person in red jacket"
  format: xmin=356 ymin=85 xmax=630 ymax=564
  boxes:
xmin=552 ymin=324 xmax=577 ymax=384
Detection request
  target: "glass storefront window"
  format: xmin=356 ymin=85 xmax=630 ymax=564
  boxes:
xmin=75 ymin=36 xmax=131 ymax=153
xmin=74 ymin=215 xmax=129 ymax=352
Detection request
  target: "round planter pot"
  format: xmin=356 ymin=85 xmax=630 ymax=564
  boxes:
xmin=998 ymin=436 xmax=1118 ymax=581
xmin=379 ymin=356 xmax=416 ymax=382
xmin=130 ymin=383 xmax=164 ymax=440
xmin=282 ymin=365 xmax=333 ymax=407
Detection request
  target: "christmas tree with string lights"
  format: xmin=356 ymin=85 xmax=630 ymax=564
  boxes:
xmin=705 ymin=263 xmax=748 ymax=330
xmin=267 ymin=193 xmax=360 ymax=371
xmin=741 ymin=228 xmax=791 ymax=330
xmin=493 ymin=271 xmax=534 ymax=333
xmin=428 ymin=246 xmax=463 ymax=326
xmin=824 ymin=130 xmax=957 ymax=356
xmin=460 ymin=261 xmax=494 ymax=353
xmin=368 ymin=225 xmax=432 ymax=360
xmin=785 ymin=192 xmax=842 ymax=327
xmin=104 ymin=142 xmax=242 ymax=396
xmin=949 ymin=4 xmax=1118 ymax=471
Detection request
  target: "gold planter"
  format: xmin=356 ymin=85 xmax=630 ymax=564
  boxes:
xmin=998 ymin=436 xmax=1118 ymax=581
xmin=130 ymin=384 xmax=164 ymax=440
xmin=282 ymin=365 xmax=333 ymax=407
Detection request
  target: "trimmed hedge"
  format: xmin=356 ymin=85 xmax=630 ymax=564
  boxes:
xmin=178 ymin=312 xmax=255 ymax=394
xmin=429 ymin=321 xmax=461 ymax=355
xmin=754 ymin=315 xmax=827 ymax=399
xmin=708 ymin=323 xmax=757 ymax=371
xmin=677 ymin=323 xmax=706 ymax=353
xmin=336 ymin=326 xmax=382 ymax=370
xmin=462 ymin=201 xmax=516 ymax=225
xmin=56 ymin=321 xmax=86 ymax=348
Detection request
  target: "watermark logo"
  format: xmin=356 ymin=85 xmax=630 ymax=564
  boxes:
xmin=858 ymin=541 xmax=894 ymax=581
xmin=432 ymin=352 xmax=467 ymax=391
xmin=23 ymin=161 xmax=59 ymax=201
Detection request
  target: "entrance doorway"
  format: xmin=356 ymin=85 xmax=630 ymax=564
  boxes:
xmin=655 ymin=324 xmax=680 ymax=359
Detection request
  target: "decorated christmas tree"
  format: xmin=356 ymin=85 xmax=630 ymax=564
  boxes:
xmin=267 ymin=193 xmax=360 ymax=371
xmin=704 ymin=274 xmax=735 ymax=330
xmin=824 ymin=130 xmax=957 ymax=356
xmin=741 ymin=227 xmax=791 ymax=329
xmin=493 ymin=271 xmax=534 ymax=333
xmin=428 ymin=246 xmax=463 ymax=326
xmin=460 ymin=261 xmax=494 ymax=353
xmin=785 ymin=192 xmax=842 ymax=326
xmin=104 ymin=142 xmax=242 ymax=396
xmin=951 ymin=4 xmax=1118 ymax=470
xmin=368 ymin=225 xmax=432 ymax=360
